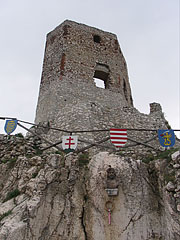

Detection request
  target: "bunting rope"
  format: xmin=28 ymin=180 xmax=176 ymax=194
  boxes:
xmin=0 ymin=116 xmax=179 ymax=153
xmin=1 ymin=116 xmax=180 ymax=133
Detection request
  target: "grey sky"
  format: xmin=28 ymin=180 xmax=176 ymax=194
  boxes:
xmin=0 ymin=0 xmax=179 ymax=137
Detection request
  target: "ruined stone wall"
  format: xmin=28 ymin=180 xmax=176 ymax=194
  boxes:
xmin=35 ymin=100 xmax=174 ymax=157
xmin=34 ymin=20 xmax=179 ymax=155
xmin=35 ymin=20 xmax=133 ymax=124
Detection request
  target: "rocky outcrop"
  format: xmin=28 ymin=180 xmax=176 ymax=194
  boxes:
xmin=0 ymin=135 xmax=180 ymax=240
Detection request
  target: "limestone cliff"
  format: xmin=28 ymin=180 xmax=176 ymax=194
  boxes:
xmin=0 ymin=134 xmax=180 ymax=240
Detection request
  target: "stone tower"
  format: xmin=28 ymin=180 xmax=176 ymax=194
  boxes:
xmin=35 ymin=20 xmax=168 ymax=150
xmin=35 ymin=20 xmax=133 ymax=127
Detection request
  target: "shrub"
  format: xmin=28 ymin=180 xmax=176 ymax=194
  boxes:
xmin=1 ymin=157 xmax=17 ymax=168
xmin=8 ymin=157 xmax=18 ymax=168
xmin=0 ymin=210 xmax=12 ymax=222
xmin=164 ymin=171 xmax=175 ymax=183
xmin=142 ymin=148 xmax=178 ymax=164
xmin=3 ymin=189 xmax=20 ymax=202
xmin=15 ymin=133 xmax=24 ymax=138
xmin=142 ymin=155 xmax=155 ymax=164
xmin=156 ymin=148 xmax=178 ymax=162
xmin=55 ymin=150 xmax=64 ymax=155
xmin=32 ymin=171 xmax=39 ymax=178
xmin=78 ymin=152 xmax=89 ymax=167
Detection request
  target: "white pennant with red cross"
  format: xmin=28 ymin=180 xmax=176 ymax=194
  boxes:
xmin=62 ymin=136 xmax=78 ymax=150
xmin=110 ymin=128 xmax=127 ymax=147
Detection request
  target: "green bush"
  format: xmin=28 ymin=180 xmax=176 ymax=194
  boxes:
xmin=3 ymin=189 xmax=20 ymax=202
xmin=15 ymin=133 xmax=24 ymax=138
xmin=156 ymin=148 xmax=178 ymax=162
xmin=1 ymin=157 xmax=17 ymax=168
xmin=8 ymin=157 xmax=18 ymax=168
xmin=0 ymin=210 xmax=12 ymax=221
xmin=164 ymin=171 xmax=175 ymax=183
xmin=55 ymin=150 xmax=64 ymax=155
xmin=35 ymin=149 xmax=43 ymax=156
xmin=142 ymin=155 xmax=155 ymax=164
xmin=78 ymin=152 xmax=89 ymax=167
xmin=32 ymin=171 xmax=39 ymax=178
xmin=142 ymin=148 xmax=178 ymax=164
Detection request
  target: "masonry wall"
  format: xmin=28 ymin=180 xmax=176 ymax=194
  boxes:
xmin=35 ymin=20 xmax=133 ymax=123
xmin=35 ymin=20 xmax=174 ymax=154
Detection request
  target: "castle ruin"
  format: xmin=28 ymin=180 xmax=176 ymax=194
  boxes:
xmin=35 ymin=20 xmax=168 ymax=153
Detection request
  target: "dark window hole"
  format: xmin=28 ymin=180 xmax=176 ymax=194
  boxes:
xmin=93 ymin=35 xmax=101 ymax=43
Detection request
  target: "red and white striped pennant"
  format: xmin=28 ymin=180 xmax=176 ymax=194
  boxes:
xmin=110 ymin=128 xmax=127 ymax=147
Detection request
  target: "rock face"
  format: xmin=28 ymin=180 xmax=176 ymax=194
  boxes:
xmin=0 ymin=135 xmax=180 ymax=240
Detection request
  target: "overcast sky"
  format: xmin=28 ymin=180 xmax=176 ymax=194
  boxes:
xmin=0 ymin=0 xmax=179 ymax=137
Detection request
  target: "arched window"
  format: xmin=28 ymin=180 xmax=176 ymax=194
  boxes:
xmin=93 ymin=63 xmax=109 ymax=89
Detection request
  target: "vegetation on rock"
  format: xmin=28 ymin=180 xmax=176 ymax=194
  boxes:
xmin=3 ymin=189 xmax=20 ymax=202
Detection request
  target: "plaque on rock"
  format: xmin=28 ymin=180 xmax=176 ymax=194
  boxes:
xmin=105 ymin=188 xmax=118 ymax=196
xmin=105 ymin=165 xmax=119 ymax=196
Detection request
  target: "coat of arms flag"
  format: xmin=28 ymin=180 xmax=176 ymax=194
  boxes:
xmin=158 ymin=129 xmax=175 ymax=147
xmin=110 ymin=129 xmax=127 ymax=147
xmin=62 ymin=135 xmax=78 ymax=152
xmin=4 ymin=119 xmax=18 ymax=135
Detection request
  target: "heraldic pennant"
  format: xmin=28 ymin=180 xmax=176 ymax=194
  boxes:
xmin=110 ymin=128 xmax=127 ymax=147
xmin=158 ymin=129 xmax=175 ymax=147
xmin=62 ymin=135 xmax=78 ymax=152
xmin=4 ymin=119 xmax=18 ymax=135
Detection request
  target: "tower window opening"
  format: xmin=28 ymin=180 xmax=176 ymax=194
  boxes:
xmin=94 ymin=78 xmax=105 ymax=88
xmin=93 ymin=35 xmax=101 ymax=43
xmin=93 ymin=63 xmax=109 ymax=89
